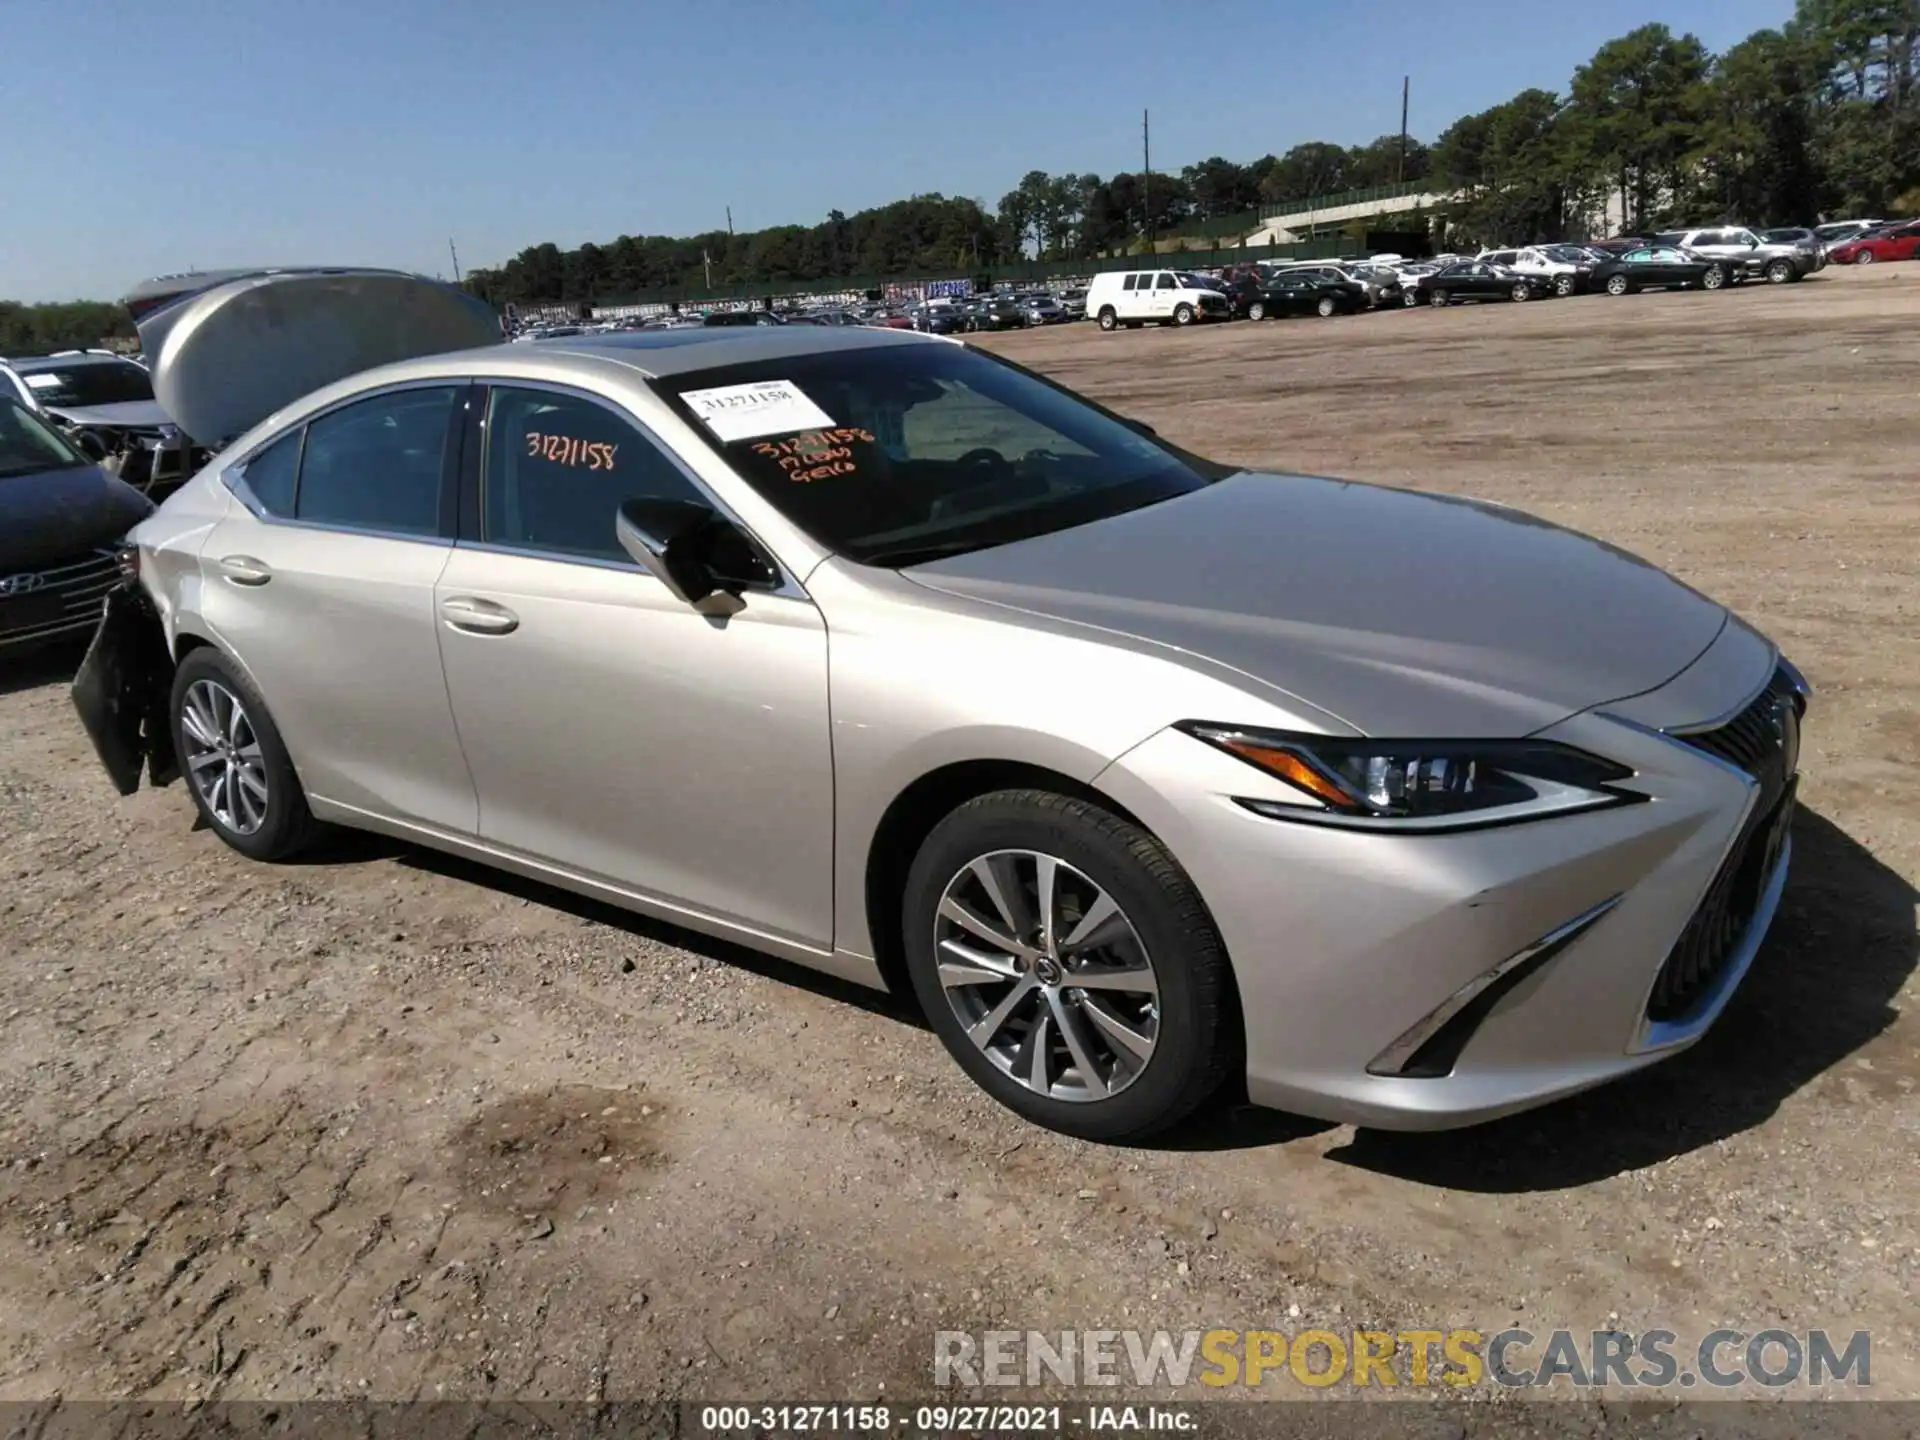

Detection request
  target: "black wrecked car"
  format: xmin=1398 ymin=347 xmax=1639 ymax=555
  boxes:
xmin=0 ymin=395 xmax=153 ymax=655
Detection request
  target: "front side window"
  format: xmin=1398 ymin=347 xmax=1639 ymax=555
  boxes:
xmin=295 ymin=386 xmax=459 ymax=537
xmin=657 ymin=343 xmax=1230 ymax=568
xmin=483 ymin=386 xmax=704 ymax=563
xmin=0 ymin=396 xmax=89 ymax=478
xmin=1155 ymin=274 xmax=1177 ymax=290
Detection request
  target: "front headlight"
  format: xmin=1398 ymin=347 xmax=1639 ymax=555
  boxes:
xmin=1179 ymin=723 xmax=1642 ymax=832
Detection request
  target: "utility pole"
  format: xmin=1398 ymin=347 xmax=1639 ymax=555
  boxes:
xmin=726 ymin=206 xmax=734 ymax=237
xmin=703 ymin=249 xmax=713 ymax=291
xmin=1142 ymin=108 xmax=1154 ymax=253
xmin=448 ymin=238 xmax=463 ymax=283
xmin=1398 ymin=77 xmax=1410 ymax=184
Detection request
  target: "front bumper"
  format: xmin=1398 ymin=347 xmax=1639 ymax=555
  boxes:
xmin=1095 ymin=634 xmax=1803 ymax=1131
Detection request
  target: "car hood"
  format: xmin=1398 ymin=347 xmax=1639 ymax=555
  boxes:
xmin=43 ymin=398 xmax=173 ymax=430
xmin=137 ymin=267 xmax=501 ymax=447
xmin=0 ymin=463 xmax=155 ymax=573
xmin=905 ymin=472 xmax=1729 ymax=737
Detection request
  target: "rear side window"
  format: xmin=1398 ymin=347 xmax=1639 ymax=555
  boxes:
xmin=235 ymin=431 xmax=301 ymax=516
xmin=1122 ymin=275 xmax=1139 ymax=291
xmin=295 ymin=386 xmax=459 ymax=537
xmin=482 ymin=386 xmax=705 ymax=564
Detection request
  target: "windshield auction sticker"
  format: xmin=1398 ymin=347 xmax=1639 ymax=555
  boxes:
xmin=682 ymin=380 xmax=835 ymax=443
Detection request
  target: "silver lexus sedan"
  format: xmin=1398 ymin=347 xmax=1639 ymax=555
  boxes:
xmin=77 ymin=269 xmax=1807 ymax=1143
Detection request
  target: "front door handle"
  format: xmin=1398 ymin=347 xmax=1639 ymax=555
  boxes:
xmin=440 ymin=596 xmax=519 ymax=635
xmin=218 ymin=555 xmax=273 ymax=586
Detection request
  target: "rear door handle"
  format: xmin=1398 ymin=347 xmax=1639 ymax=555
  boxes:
xmin=440 ymin=596 xmax=519 ymax=635
xmin=218 ymin=555 xmax=273 ymax=586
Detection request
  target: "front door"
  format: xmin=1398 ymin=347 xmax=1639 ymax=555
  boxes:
xmin=199 ymin=383 xmax=478 ymax=831
xmin=433 ymin=383 xmax=834 ymax=948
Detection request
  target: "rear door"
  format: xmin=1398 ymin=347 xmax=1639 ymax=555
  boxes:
xmin=200 ymin=382 xmax=479 ymax=831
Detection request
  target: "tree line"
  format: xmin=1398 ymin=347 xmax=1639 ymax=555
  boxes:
xmin=0 ymin=301 xmax=135 ymax=356
xmin=468 ymin=0 xmax=1917 ymax=305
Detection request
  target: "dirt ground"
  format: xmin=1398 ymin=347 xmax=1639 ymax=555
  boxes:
xmin=0 ymin=265 xmax=1915 ymax=1411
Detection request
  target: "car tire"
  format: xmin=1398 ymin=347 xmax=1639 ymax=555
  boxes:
xmin=1702 ymin=265 xmax=1726 ymax=290
xmin=1429 ymin=289 xmax=1448 ymax=308
xmin=1316 ymin=296 xmax=1337 ymax=317
xmin=1172 ymin=303 xmax=1196 ymax=326
xmin=1556 ymin=275 xmax=1575 ymax=296
xmin=901 ymin=789 xmax=1235 ymax=1143
xmin=1855 ymin=250 xmax=1875 ymax=265
xmin=170 ymin=648 xmax=318 ymax=863
xmin=1097 ymin=308 xmax=1117 ymax=331
xmin=1510 ymin=282 xmax=1532 ymax=302
xmin=1402 ymin=289 xmax=1420 ymax=308
xmin=1766 ymin=259 xmax=1794 ymax=283
xmin=1247 ymin=302 xmax=1266 ymax=321
xmin=1605 ymin=273 xmax=1631 ymax=296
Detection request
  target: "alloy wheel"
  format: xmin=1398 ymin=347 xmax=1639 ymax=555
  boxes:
xmin=1606 ymin=274 xmax=1629 ymax=296
xmin=1703 ymin=266 xmax=1725 ymax=290
xmin=180 ymin=679 xmax=270 ymax=835
xmin=1248 ymin=302 xmax=1265 ymax=321
xmin=1855 ymin=250 xmax=1875 ymax=265
xmin=932 ymin=849 xmax=1160 ymax=1103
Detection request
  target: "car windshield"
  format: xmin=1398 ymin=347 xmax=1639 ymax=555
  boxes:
xmin=0 ymin=396 xmax=90 ymax=479
xmin=655 ymin=343 xmax=1232 ymax=567
xmin=15 ymin=358 xmax=155 ymax=408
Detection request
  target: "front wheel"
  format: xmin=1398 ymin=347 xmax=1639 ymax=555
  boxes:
xmin=902 ymin=790 xmax=1234 ymax=1142
xmin=1316 ymin=295 xmax=1337 ymax=317
xmin=1766 ymin=259 xmax=1794 ymax=283
xmin=1402 ymin=288 xmax=1420 ymax=308
xmin=1428 ymin=289 xmax=1448 ymax=308
xmin=1555 ymin=275 xmax=1575 ymax=296
xmin=170 ymin=648 xmax=318 ymax=862
xmin=1702 ymin=264 xmax=1726 ymax=290
xmin=1097 ymin=307 xmax=1118 ymax=331
xmin=1172 ymin=303 xmax=1196 ymax=326
xmin=1855 ymin=250 xmax=1875 ymax=265
xmin=1247 ymin=301 xmax=1266 ymax=321
xmin=1510 ymin=282 xmax=1532 ymax=303
xmin=1605 ymin=273 xmax=1631 ymax=296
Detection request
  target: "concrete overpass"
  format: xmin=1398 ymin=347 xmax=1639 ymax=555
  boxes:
xmin=1240 ymin=182 xmax=1450 ymax=245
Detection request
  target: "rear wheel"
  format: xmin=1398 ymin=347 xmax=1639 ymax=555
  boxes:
xmin=902 ymin=790 xmax=1234 ymax=1142
xmin=1855 ymin=250 xmax=1875 ymax=265
xmin=1402 ymin=288 xmax=1420 ymax=308
xmin=1315 ymin=295 xmax=1337 ymax=317
xmin=1247 ymin=301 xmax=1266 ymax=321
xmin=1555 ymin=274 xmax=1575 ymax=296
xmin=1510 ymin=282 xmax=1532 ymax=302
xmin=170 ymin=648 xmax=317 ymax=863
xmin=1173 ymin=302 xmax=1196 ymax=326
xmin=1429 ymin=289 xmax=1449 ymax=308
xmin=1605 ymin=273 xmax=1631 ymax=296
xmin=1097 ymin=306 xmax=1118 ymax=331
xmin=1702 ymin=265 xmax=1726 ymax=290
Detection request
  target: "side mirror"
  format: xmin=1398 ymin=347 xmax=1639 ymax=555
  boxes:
xmin=615 ymin=497 xmax=778 ymax=607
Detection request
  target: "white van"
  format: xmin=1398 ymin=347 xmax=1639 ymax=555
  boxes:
xmin=1084 ymin=269 xmax=1231 ymax=330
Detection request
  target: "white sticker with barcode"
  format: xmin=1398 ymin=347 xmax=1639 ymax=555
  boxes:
xmin=680 ymin=380 xmax=835 ymax=443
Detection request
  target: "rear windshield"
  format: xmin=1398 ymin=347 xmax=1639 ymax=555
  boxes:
xmin=16 ymin=359 xmax=155 ymax=408
xmin=654 ymin=342 xmax=1229 ymax=567
xmin=0 ymin=396 xmax=89 ymax=479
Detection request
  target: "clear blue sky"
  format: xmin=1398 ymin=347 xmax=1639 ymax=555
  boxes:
xmin=4 ymin=0 xmax=1790 ymax=301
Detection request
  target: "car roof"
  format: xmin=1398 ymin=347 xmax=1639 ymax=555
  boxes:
xmin=5 ymin=351 xmax=133 ymax=371
xmin=383 ymin=322 xmax=945 ymax=386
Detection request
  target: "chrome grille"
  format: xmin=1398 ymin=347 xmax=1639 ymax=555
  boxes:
xmin=0 ymin=549 xmax=122 ymax=647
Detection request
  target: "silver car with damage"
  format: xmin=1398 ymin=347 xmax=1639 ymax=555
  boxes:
xmin=73 ymin=268 xmax=1809 ymax=1142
